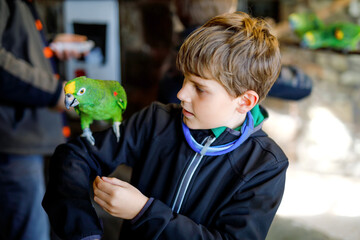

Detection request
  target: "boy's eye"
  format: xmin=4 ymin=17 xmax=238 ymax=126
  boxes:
xmin=195 ymin=85 xmax=205 ymax=93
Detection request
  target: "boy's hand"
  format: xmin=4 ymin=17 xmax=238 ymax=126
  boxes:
xmin=93 ymin=176 xmax=149 ymax=220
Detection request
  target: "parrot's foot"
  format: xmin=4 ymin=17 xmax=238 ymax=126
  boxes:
xmin=113 ymin=122 xmax=121 ymax=142
xmin=81 ymin=128 xmax=95 ymax=145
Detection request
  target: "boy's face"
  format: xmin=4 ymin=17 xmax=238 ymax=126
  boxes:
xmin=177 ymin=74 xmax=244 ymax=130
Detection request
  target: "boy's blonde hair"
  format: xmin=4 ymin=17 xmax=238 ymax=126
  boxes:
xmin=177 ymin=12 xmax=281 ymax=102
xmin=175 ymin=0 xmax=238 ymax=27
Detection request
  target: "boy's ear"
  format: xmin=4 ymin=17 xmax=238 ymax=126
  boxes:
xmin=236 ymin=90 xmax=259 ymax=114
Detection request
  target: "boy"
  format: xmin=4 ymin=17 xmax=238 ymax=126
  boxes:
xmin=43 ymin=12 xmax=288 ymax=240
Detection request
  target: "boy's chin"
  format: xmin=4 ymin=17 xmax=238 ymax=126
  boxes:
xmin=183 ymin=117 xmax=198 ymax=129
xmin=183 ymin=117 xmax=213 ymax=130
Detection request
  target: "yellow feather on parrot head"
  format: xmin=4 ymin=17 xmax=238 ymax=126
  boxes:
xmin=64 ymin=80 xmax=76 ymax=95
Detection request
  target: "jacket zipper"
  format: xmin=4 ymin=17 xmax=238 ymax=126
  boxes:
xmin=171 ymin=136 xmax=215 ymax=213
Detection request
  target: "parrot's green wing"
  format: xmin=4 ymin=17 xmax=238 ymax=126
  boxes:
xmin=328 ymin=23 xmax=360 ymax=50
xmin=74 ymin=107 xmax=81 ymax=115
xmin=117 ymin=98 xmax=127 ymax=111
xmin=110 ymin=80 xmax=127 ymax=112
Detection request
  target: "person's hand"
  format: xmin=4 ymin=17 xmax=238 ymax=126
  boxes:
xmin=50 ymin=81 xmax=66 ymax=112
xmin=93 ymin=176 xmax=149 ymax=220
xmin=51 ymin=81 xmax=78 ymax=116
xmin=51 ymin=33 xmax=88 ymax=60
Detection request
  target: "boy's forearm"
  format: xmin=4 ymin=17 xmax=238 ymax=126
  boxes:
xmin=42 ymin=143 xmax=104 ymax=239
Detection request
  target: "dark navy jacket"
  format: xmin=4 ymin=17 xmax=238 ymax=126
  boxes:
xmin=43 ymin=102 xmax=288 ymax=240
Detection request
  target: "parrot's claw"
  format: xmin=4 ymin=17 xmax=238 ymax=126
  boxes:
xmin=81 ymin=128 xmax=95 ymax=145
xmin=113 ymin=122 xmax=121 ymax=142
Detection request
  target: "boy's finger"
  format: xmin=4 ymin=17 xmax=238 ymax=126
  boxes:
xmin=93 ymin=177 xmax=113 ymax=198
xmin=102 ymin=176 xmax=128 ymax=187
xmin=94 ymin=195 xmax=112 ymax=213
xmin=93 ymin=183 xmax=111 ymax=202
xmin=95 ymin=176 xmax=121 ymax=195
xmin=93 ymin=176 xmax=103 ymax=188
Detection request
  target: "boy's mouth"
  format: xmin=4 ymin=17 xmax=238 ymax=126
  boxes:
xmin=182 ymin=108 xmax=194 ymax=118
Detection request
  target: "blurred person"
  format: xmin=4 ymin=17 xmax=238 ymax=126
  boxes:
xmin=174 ymin=0 xmax=237 ymax=37
xmin=0 ymin=0 xmax=87 ymax=239
xmin=158 ymin=0 xmax=237 ymax=103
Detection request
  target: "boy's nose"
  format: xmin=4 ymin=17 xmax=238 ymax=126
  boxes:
xmin=177 ymin=84 xmax=189 ymax=102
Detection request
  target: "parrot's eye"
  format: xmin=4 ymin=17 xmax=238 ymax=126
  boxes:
xmin=78 ymin=88 xmax=86 ymax=95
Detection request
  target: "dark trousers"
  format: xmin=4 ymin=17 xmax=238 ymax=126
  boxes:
xmin=0 ymin=153 xmax=50 ymax=240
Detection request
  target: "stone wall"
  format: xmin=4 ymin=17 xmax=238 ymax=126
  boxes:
xmin=262 ymin=44 xmax=360 ymax=177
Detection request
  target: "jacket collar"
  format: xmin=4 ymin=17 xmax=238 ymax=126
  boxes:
xmin=183 ymin=105 xmax=269 ymax=156
xmin=183 ymin=111 xmax=255 ymax=156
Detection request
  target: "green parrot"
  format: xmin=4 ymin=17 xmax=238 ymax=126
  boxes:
xmin=288 ymin=12 xmax=324 ymax=38
xmin=64 ymin=76 xmax=127 ymax=145
xmin=289 ymin=12 xmax=360 ymax=51
xmin=302 ymin=23 xmax=360 ymax=51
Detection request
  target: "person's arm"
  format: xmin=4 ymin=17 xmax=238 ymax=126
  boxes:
xmin=0 ymin=0 xmax=62 ymax=108
xmin=0 ymin=47 xmax=63 ymax=108
xmin=0 ymin=1 xmax=87 ymax=109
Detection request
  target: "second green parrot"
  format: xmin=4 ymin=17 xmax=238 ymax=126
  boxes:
xmin=64 ymin=76 xmax=127 ymax=145
xmin=302 ymin=23 xmax=360 ymax=51
xmin=288 ymin=12 xmax=324 ymax=38
xmin=289 ymin=12 xmax=360 ymax=51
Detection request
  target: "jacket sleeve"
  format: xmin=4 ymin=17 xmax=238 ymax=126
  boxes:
xmin=0 ymin=0 xmax=62 ymax=107
xmin=42 ymin=103 xmax=158 ymax=240
xmin=130 ymin=158 xmax=288 ymax=240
